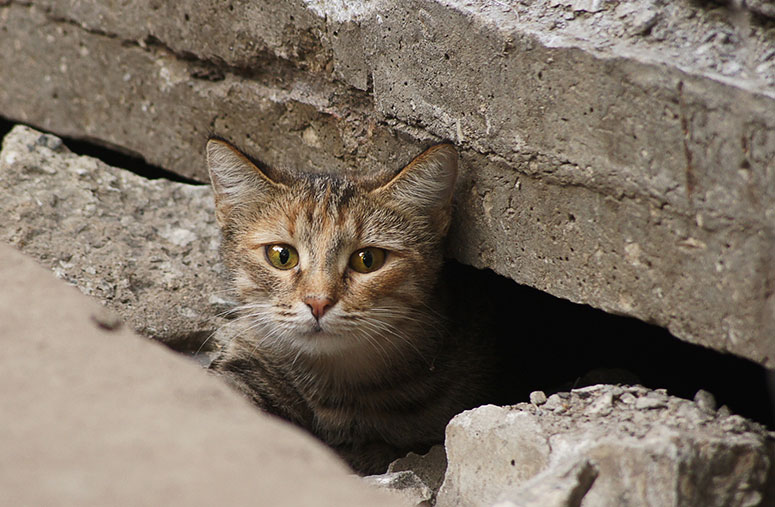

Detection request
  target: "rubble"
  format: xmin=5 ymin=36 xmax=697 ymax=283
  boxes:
xmin=432 ymin=385 xmax=774 ymax=506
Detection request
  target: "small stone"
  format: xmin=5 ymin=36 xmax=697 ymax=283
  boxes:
xmin=587 ymin=391 xmax=614 ymax=415
xmin=674 ymin=401 xmax=712 ymax=425
xmin=635 ymin=395 xmax=667 ymax=410
xmin=628 ymin=11 xmax=659 ymax=36
xmin=693 ymin=389 xmax=717 ymax=414
xmin=543 ymin=393 xmax=565 ymax=411
xmin=717 ymin=405 xmax=732 ymax=418
xmin=529 ymin=390 xmax=547 ymax=405
xmin=35 ymin=133 xmax=63 ymax=151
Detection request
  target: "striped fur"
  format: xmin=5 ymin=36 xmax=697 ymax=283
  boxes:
xmin=206 ymin=140 xmax=494 ymax=474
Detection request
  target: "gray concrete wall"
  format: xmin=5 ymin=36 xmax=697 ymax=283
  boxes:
xmin=1 ymin=0 xmax=773 ymax=365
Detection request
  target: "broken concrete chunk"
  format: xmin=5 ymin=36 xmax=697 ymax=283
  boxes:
xmin=388 ymin=445 xmax=448 ymax=496
xmin=437 ymin=405 xmax=551 ymax=506
xmin=362 ymin=470 xmax=434 ymax=507
xmin=0 ymin=125 xmax=228 ymax=349
xmin=437 ymin=385 xmax=775 ymax=507
xmin=364 ymin=445 xmax=448 ymax=506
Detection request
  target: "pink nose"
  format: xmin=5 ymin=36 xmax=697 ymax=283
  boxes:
xmin=304 ymin=296 xmax=334 ymax=320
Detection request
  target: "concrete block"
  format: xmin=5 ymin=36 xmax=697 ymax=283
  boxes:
xmin=0 ymin=0 xmax=773 ymax=365
xmin=0 ymin=241 xmax=399 ymax=506
xmin=436 ymin=384 xmax=775 ymax=507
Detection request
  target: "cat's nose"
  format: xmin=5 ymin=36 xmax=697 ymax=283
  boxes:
xmin=304 ymin=296 xmax=334 ymax=320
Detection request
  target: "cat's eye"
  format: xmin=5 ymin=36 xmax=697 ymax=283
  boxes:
xmin=265 ymin=244 xmax=299 ymax=270
xmin=349 ymin=247 xmax=387 ymax=273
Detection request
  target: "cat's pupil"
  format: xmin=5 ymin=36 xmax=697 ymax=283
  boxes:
xmin=362 ymin=250 xmax=373 ymax=268
xmin=279 ymin=248 xmax=290 ymax=265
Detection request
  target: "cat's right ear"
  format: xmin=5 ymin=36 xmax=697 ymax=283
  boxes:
xmin=206 ymin=139 xmax=279 ymax=225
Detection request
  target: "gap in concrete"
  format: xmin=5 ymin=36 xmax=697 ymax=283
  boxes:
xmin=448 ymin=261 xmax=775 ymax=430
xmin=0 ymin=116 xmax=204 ymax=185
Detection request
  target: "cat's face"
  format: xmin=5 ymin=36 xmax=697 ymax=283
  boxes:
xmin=206 ymin=140 xmax=457 ymax=358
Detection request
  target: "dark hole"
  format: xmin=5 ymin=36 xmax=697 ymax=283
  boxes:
xmin=444 ymin=261 xmax=774 ymax=430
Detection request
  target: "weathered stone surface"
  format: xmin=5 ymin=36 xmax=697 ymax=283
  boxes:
xmin=0 ymin=125 xmax=227 ymax=348
xmin=741 ymin=0 xmax=775 ymax=19
xmin=0 ymin=241 xmax=399 ymax=506
xmin=436 ymin=385 xmax=775 ymax=507
xmin=0 ymin=0 xmax=773 ymax=365
xmin=493 ymin=458 xmax=598 ymax=507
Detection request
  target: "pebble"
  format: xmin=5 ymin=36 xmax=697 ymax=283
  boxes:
xmin=544 ymin=394 xmax=565 ymax=411
xmin=693 ymin=389 xmax=717 ymax=414
xmin=529 ymin=390 xmax=547 ymax=405
xmin=587 ymin=392 xmax=614 ymax=415
xmin=635 ymin=396 xmax=667 ymax=410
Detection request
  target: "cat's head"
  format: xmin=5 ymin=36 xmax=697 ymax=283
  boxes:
xmin=206 ymin=140 xmax=457 ymax=358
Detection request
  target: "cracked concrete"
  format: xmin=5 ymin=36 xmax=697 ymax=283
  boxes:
xmin=1 ymin=0 xmax=774 ymax=365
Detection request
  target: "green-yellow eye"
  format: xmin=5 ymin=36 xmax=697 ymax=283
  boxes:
xmin=265 ymin=244 xmax=299 ymax=270
xmin=349 ymin=247 xmax=386 ymax=273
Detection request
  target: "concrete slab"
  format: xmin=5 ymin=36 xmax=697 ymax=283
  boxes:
xmin=0 ymin=242 xmax=398 ymax=506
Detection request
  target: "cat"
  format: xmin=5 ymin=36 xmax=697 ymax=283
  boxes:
xmin=206 ymin=139 xmax=495 ymax=474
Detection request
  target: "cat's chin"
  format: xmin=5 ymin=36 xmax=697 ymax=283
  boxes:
xmin=288 ymin=321 xmax=369 ymax=355
xmin=291 ymin=332 xmax=359 ymax=356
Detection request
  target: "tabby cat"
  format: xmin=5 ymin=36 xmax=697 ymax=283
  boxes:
xmin=206 ymin=139 xmax=494 ymax=474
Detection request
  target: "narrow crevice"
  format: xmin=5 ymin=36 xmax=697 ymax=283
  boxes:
xmin=64 ymin=135 xmax=204 ymax=184
xmin=446 ymin=261 xmax=775 ymax=430
xmin=0 ymin=116 xmax=202 ymax=184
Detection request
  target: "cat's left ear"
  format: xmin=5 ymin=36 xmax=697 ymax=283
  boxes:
xmin=373 ymin=143 xmax=458 ymax=218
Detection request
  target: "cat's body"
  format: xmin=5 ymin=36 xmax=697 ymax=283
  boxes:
xmin=206 ymin=140 xmax=494 ymax=474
